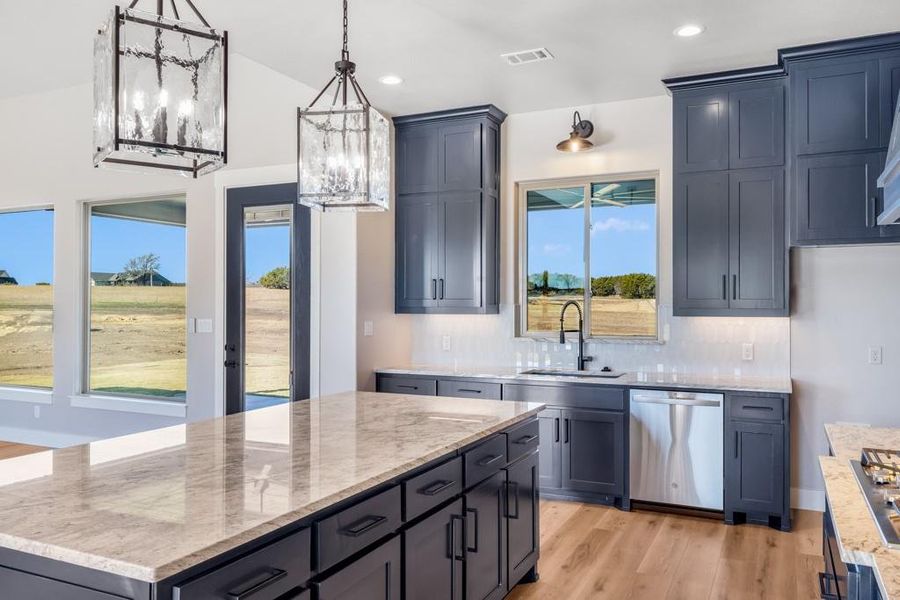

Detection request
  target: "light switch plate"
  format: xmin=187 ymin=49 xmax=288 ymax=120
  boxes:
xmin=442 ymin=335 xmax=452 ymax=351
xmin=869 ymin=346 xmax=883 ymax=365
xmin=363 ymin=320 xmax=374 ymax=337
xmin=742 ymin=343 xmax=754 ymax=361
xmin=196 ymin=319 xmax=213 ymax=334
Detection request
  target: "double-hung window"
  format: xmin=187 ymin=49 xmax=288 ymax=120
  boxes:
xmin=85 ymin=198 xmax=187 ymax=400
xmin=518 ymin=173 xmax=659 ymax=340
xmin=0 ymin=208 xmax=54 ymax=388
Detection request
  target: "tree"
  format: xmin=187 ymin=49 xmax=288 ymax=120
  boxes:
xmin=541 ymin=270 xmax=550 ymax=294
xmin=123 ymin=253 xmax=161 ymax=286
xmin=558 ymin=273 xmax=579 ymax=290
xmin=259 ymin=266 xmax=290 ymax=290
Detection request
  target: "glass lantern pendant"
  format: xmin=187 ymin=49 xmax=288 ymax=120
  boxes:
xmin=297 ymin=0 xmax=390 ymax=212
xmin=93 ymin=0 xmax=227 ymax=178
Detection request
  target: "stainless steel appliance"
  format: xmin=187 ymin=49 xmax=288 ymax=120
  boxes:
xmin=629 ymin=388 xmax=724 ymax=510
xmin=851 ymin=448 xmax=900 ymax=549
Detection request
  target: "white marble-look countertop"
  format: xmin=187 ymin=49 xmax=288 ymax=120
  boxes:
xmin=376 ymin=365 xmax=793 ymax=394
xmin=821 ymin=424 xmax=900 ymax=599
xmin=0 ymin=392 xmax=543 ymax=583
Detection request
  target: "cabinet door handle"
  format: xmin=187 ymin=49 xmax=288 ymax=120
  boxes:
xmin=564 ymin=418 xmax=570 ymax=444
xmin=505 ymin=481 xmax=520 ymax=519
xmin=432 ymin=279 xmax=437 ymax=300
xmin=743 ymin=404 xmax=774 ymax=412
xmin=867 ymin=196 xmax=876 ymax=228
xmin=733 ymin=274 xmax=738 ymax=301
xmin=554 ymin=418 xmax=560 ymax=443
xmin=341 ymin=514 xmax=388 ymax=537
xmin=396 ymin=384 xmax=418 ymax=391
xmin=477 ymin=454 xmax=503 ymax=467
xmin=449 ymin=514 xmax=467 ymax=562
xmin=418 ymin=479 xmax=455 ymax=496
xmin=734 ymin=431 xmax=739 ymax=459
xmin=457 ymin=388 xmax=482 ymax=394
xmin=514 ymin=434 xmax=539 ymax=445
xmin=722 ymin=274 xmax=728 ymax=300
xmin=440 ymin=278 xmax=445 ymax=299
xmin=465 ymin=507 xmax=479 ymax=552
xmin=226 ymin=569 xmax=288 ymax=600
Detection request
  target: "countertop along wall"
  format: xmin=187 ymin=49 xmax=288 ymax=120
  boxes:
xmin=0 ymin=54 xmax=361 ymax=445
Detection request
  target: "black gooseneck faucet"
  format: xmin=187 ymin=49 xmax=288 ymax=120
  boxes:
xmin=559 ymin=300 xmax=593 ymax=371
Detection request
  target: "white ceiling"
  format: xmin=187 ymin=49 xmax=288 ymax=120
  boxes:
xmin=2 ymin=0 xmax=900 ymax=115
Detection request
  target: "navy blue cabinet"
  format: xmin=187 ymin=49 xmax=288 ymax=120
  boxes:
xmin=674 ymin=90 xmax=730 ymax=172
xmin=730 ymin=83 xmax=785 ymax=169
xmin=464 ymin=470 xmax=507 ymax=600
xmin=403 ymin=499 xmax=464 ymax=600
xmin=562 ymin=409 xmax=625 ymax=497
xmin=505 ymin=451 xmax=539 ymax=590
xmin=315 ymin=537 xmax=401 ymax=600
xmin=537 ymin=408 xmax=562 ymax=491
xmin=724 ymin=393 xmax=790 ymax=531
xmin=394 ymin=106 xmax=505 ymax=315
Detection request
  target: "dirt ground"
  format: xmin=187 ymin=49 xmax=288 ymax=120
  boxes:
xmin=527 ymin=294 xmax=657 ymax=337
xmin=0 ymin=286 xmax=291 ymax=398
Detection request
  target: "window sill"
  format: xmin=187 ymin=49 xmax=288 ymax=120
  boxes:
xmin=516 ymin=334 xmax=664 ymax=346
xmin=69 ymin=394 xmax=187 ymax=418
xmin=0 ymin=387 xmax=53 ymax=405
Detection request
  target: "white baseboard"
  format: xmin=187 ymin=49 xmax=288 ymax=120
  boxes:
xmin=0 ymin=426 xmax=95 ymax=449
xmin=792 ymin=487 xmax=825 ymax=512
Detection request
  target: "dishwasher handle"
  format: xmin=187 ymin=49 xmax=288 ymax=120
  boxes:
xmin=630 ymin=395 xmax=721 ymax=408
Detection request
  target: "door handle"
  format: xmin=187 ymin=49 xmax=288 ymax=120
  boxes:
xmin=554 ymin=417 xmax=560 ymax=443
xmin=226 ymin=569 xmax=287 ymax=600
xmin=341 ymin=514 xmax=388 ymax=537
xmin=440 ymin=278 xmax=445 ymax=299
xmin=733 ymin=274 xmax=738 ymax=300
xmin=505 ymin=481 xmax=520 ymax=519
xmin=734 ymin=431 xmax=739 ymax=459
xmin=477 ymin=454 xmax=503 ymax=467
xmin=432 ymin=279 xmax=437 ymax=300
xmin=722 ymin=274 xmax=728 ymax=300
xmin=514 ymin=434 xmax=539 ymax=445
xmin=465 ymin=507 xmax=479 ymax=552
xmin=564 ymin=418 xmax=570 ymax=444
xmin=224 ymin=360 xmax=238 ymax=369
xmin=418 ymin=479 xmax=455 ymax=496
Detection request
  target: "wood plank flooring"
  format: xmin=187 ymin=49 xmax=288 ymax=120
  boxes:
xmin=0 ymin=441 xmax=48 ymax=460
xmin=508 ymin=501 xmax=823 ymax=600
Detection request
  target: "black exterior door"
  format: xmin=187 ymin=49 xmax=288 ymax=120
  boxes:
xmin=673 ymin=171 xmax=731 ymax=314
xmin=505 ymin=451 xmax=539 ymax=589
xmin=537 ymin=409 xmax=561 ymax=490
xmin=729 ymin=168 xmax=785 ymax=311
xmin=396 ymin=194 xmax=440 ymax=310
xmin=437 ymin=192 xmax=482 ymax=309
xmin=726 ymin=420 xmax=785 ymax=515
xmin=465 ymin=470 xmax=507 ymax=600
xmin=562 ymin=409 xmax=624 ymax=496
xmin=315 ymin=537 xmax=401 ymax=600
xmin=404 ymin=499 xmax=464 ymax=600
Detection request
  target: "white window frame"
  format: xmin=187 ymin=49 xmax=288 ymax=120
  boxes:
xmin=0 ymin=205 xmax=56 ymax=398
xmin=515 ymin=170 xmax=661 ymax=343
xmin=81 ymin=195 xmax=188 ymax=403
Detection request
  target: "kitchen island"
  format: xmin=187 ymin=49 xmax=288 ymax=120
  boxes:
xmin=822 ymin=424 xmax=900 ymax=600
xmin=0 ymin=391 xmax=543 ymax=599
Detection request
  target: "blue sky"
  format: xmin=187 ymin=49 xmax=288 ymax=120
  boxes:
xmin=245 ymin=225 xmax=290 ymax=283
xmin=527 ymin=202 xmax=656 ymax=281
xmin=91 ymin=215 xmax=186 ymax=282
xmin=0 ymin=210 xmax=54 ymax=285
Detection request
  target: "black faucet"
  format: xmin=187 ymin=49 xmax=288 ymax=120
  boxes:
xmin=559 ymin=300 xmax=593 ymax=371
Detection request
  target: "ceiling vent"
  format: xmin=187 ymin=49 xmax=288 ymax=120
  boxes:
xmin=501 ymin=48 xmax=554 ymax=66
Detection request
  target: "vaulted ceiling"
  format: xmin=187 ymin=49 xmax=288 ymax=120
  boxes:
xmin=2 ymin=0 xmax=899 ymax=115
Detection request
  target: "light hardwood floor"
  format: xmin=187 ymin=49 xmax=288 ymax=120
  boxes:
xmin=0 ymin=441 xmax=48 ymax=460
xmin=508 ymin=500 xmax=823 ymax=600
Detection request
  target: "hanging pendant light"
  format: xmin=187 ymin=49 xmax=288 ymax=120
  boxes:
xmin=297 ymin=0 xmax=390 ymax=212
xmin=93 ymin=0 xmax=227 ymax=178
xmin=556 ymin=111 xmax=594 ymax=153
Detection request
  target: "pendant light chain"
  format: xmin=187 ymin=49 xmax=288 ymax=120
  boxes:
xmin=342 ymin=0 xmax=349 ymax=62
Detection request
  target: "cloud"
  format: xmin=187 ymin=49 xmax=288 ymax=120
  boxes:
xmin=541 ymin=243 xmax=571 ymax=256
xmin=591 ymin=218 xmax=650 ymax=235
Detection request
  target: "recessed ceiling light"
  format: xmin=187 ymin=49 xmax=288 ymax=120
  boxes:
xmin=674 ymin=24 xmax=705 ymax=37
xmin=378 ymin=75 xmax=403 ymax=85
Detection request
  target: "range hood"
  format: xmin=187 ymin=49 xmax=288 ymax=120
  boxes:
xmin=878 ymin=92 xmax=900 ymax=224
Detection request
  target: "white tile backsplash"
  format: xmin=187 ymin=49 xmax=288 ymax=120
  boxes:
xmin=408 ymin=304 xmax=790 ymax=378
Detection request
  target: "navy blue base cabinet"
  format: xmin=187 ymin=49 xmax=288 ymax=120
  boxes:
xmin=394 ymin=106 xmax=506 ymax=315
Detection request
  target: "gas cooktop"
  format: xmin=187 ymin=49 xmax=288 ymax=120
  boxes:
xmin=851 ymin=448 xmax=900 ymax=549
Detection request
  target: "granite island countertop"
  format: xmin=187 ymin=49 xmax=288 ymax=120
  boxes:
xmin=0 ymin=391 xmax=543 ymax=582
xmin=822 ymin=424 xmax=900 ymax=599
xmin=376 ymin=365 xmax=793 ymax=394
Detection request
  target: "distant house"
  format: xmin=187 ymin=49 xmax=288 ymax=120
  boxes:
xmin=91 ymin=272 xmax=117 ymax=287
xmin=0 ymin=270 xmax=17 ymax=285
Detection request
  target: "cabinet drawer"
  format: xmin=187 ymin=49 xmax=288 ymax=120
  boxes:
xmin=730 ymin=395 xmax=784 ymax=421
xmin=502 ymin=383 xmax=625 ymax=411
xmin=437 ymin=379 xmax=502 ymax=400
xmin=173 ymin=528 xmax=311 ymax=600
xmin=464 ymin=434 xmax=507 ymax=488
xmin=506 ymin=418 xmax=539 ymax=464
xmin=315 ymin=486 xmax=402 ymax=571
xmin=0 ymin=566 xmax=129 ymax=600
xmin=403 ymin=456 xmax=463 ymax=522
xmin=377 ymin=376 xmax=437 ymax=396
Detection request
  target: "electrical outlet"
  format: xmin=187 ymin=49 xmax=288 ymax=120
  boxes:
xmin=742 ymin=343 xmax=754 ymax=361
xmin=442 ymin=335 xmax=452 ymax=351
xmin=869 ymin=346 xmax=883 ymax=365
xmin=363 ymin=320 xmax=374 ymax=337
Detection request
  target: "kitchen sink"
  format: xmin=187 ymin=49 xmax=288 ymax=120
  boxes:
xmin=521 ymin=369 xmax=625 ymax=379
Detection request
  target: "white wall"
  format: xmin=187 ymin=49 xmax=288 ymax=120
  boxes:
xmin=0 ymin=55 xmax=359 ymax=445
xmin=791 ymin=245 xmax=900 ymax=499
xmin=405 ymin=97 xmax=792 ymax=379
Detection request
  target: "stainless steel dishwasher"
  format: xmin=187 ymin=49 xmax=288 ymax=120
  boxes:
xmin=629 ymin=388 xmax=724 ymax=511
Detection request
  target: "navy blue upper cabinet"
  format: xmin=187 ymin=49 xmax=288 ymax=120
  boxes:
xmin=879 ymin=55 xmax=900 ymax=145
xmin=673 ymin=90 xmax=730 ymax=172
xmin=730 ymin=83 xmax=785 ymax=168
xmin=791 ymin=57 xmax=880 ymax=155
xmin=394 ymin=106 xmax=505 ymax=315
